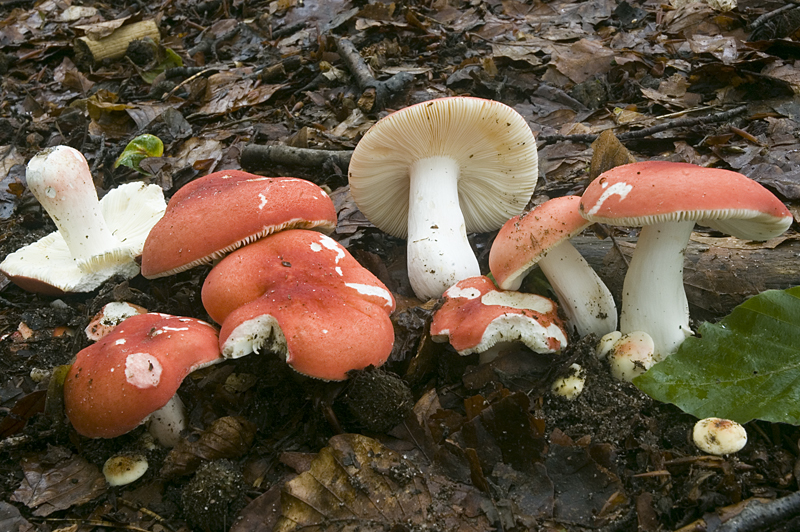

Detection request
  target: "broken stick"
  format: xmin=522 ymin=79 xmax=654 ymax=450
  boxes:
xmin=335 ymin=37 xmax=414 ymax=113
xmin=240 ymin=144 xmax=353 ymax=173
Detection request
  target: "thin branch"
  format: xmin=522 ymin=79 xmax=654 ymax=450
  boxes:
xmin=240 ymin=144 xmax=352 ymax=173
xmin=538 ymin=105 xmax=748 ymax=146
xmin=335 ymin=37 xmax=414 ymax=113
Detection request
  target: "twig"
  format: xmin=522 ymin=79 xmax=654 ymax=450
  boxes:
xmin=715 ymin=491 xmax=800 ymax=532
xmin=749 ymin=1 xmax=800 ymax=31
xmin=240 ymin=144 xmax=353 ymax=173
xmin=335 ymin=37 xmax=414 ymax=113
xmin=538 ymin=105 xmax=748 ymax=146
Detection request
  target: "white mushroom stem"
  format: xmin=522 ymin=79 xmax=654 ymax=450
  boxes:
xmin=26 ymin=146 xmax=133 ymax=273
xmin=146 ymin=394 xmax=187 ymax=448
xmin=407 ymin=156 xmax=480 ymax=300
xmin=537 ymin=241 xmax=617 ymax=337
xmin=620 ymin=221 xmax=695 ymax=361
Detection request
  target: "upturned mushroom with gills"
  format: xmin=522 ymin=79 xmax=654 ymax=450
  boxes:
xmin=0 ymin=146 xmax=167 ymax=294
xmin=430 ymin=275 xmax=568 ymax=364
xmin=348 ymin=96 xmax=539 ymax=300
xmin=490 ymin=195 xmax=617 ymax=338
xmin=580 ymin=161 xmax=793 ymax=361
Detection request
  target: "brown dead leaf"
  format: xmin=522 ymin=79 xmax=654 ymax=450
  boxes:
xmin=198 ymin=69 xmax=285 ymax=117
xmin=590 ymin=129 xmax=637 ymax=179
xmin=547 ymin=39 xmax=615 ymax=85
xmin=11 ymin=447 xmax=106 ymax=516
xmin=274 ymin=433 xmax=493 ymax=531
xmin=161 ymin=416 xmax=257 ymax=478
xmin=0 ymin=501 xmax=34 ymax=532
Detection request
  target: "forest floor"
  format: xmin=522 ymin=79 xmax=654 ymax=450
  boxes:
xmin=1 ymin=0 xmax=800 ymax=531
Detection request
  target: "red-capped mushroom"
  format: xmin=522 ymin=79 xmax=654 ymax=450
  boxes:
xmin=63 ymin=313 xmax=222 ymax=446
xmin=85 ymin=302 xmax=149 ymax=342
xmin=490 ymin=196 xmax=617 ymax=337
xmin=430 ymin=275 xmax=568 ymax=364
xmin=202 ymin=229 xmax=395 ymax=381
xmin=580 ymin=161 xmax=793 ymax=360
xmin=140 ymin=171 xmax=337 ymax=278
xmin=0 ymin=146 xmax=166 ymax=294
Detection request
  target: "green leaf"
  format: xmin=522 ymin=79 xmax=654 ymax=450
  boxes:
xmin=634 ymin=286 xmax=800 ymax=425
xmin=139 ymin=47 xmax=183 ymax=84
xmin=114 ymin=134 xmax=164 ymax=174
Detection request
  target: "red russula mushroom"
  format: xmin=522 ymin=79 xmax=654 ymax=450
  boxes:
xmin=348 ymin=96 xmax=539 ymax=300
xmin=490 ymin=196 xmax=617 ymax=337
xmin=430 ymin=276 xmax=568 ymax=364
xmin=202 ymin=229 xmax=396 ymax=381
xmin=580 ymin=161 xmax=793 ymax=360
xmin=63 ymin=313 xmax=222 ymax=446
xmin=140 ymin=171 xmax=337 ymax=278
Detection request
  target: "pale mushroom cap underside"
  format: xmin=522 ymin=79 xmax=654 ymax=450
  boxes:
xmin=348 ymin=96 xmax=539 ymax=238
xmin=0 ymin=181 xmax=166 ymax=294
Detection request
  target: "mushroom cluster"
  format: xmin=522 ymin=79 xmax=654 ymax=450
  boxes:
xmin=140 ymin=169 xmax=396 ymax=381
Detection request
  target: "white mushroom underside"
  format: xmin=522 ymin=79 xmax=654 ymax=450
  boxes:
xmin=222 ymin=314 xmax=288 ymax=360
xmin=0 ymin=182 xmax=166 ymax=292
xmin=460 ymin=313 xmax=567 ymax=358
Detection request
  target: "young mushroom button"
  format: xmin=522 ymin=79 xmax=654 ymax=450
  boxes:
xmin=490 ymin=195 xmax=617 ymax=338
xmin=348 ymin=96 xmax=539 ymax=300
xmin=580 ymin=161 xmax=793 ymax=361
xmin=0 ymin=146 xmax=166 ymax=294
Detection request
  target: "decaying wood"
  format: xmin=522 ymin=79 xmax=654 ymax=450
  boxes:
xmin=240 ymin=144 xmax=353 ymax=173
xmin=571 ymin=235 xmax=800 ymax=322
xmin=74 ymin=19 xmax=160 ymax=67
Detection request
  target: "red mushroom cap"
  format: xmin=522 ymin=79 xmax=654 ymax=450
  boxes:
xmin=140 ymin=171 xmax=337 ymax=278
xmin=219 ymin=285 xmax=395 ymax=381
xmin=202 ymin=229 xmax=395 ymax=325
xmin=63 ymin=313 xmax=221 ymax=439
xmin=202 ymin=229 xmax=395 ymax=381
xmin=430 ymin=276 xmax=567 ymax=356
xmin=580 ymin=161 xmax=793 ymax=239
xmin=490 ymin=196 xmax=590 ymax=290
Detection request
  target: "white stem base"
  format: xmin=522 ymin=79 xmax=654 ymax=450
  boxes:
xmin=538 ymin=242 xmax=617 ymax=338
xmin=620 ymin=221 xmax=695 ymax=361
xmin=407 ymin=156 xmax=479 ymax=300
xmin=146 ymin=394 xmax=187 ymax=448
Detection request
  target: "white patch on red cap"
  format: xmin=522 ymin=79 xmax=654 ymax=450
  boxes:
xmin=258 ymin=193 xmax=268 ymax=210
xmin=345 ymin=283 xmax=394 ymax=307
xmin=310 ymin=242 xmax=322 ymax=252
xmin=586 ymin=181 xmax=633 ymax=216
xmin=161 ymin=326 xmax=189 ymax=332
xmin=319 ymin=235 xmax=345 ymax=263
xmin=115 ymin=339 xmax=126 ymax=345
xmin=444 ymin=286 xmax=481 ymax=299
xmin=125 ymin=353 xmax=163 ymax=389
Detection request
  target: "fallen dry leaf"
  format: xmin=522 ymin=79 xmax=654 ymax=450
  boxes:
xmin=11 ymin=447 xmax=106 ymax=516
